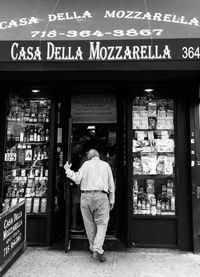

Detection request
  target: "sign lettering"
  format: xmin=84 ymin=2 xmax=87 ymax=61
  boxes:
xmin=0 ymin=201 xmax=25 ymax=272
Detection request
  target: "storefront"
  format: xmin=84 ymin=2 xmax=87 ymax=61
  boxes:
xmin=0 ymin=0 xmax=200 ymax=253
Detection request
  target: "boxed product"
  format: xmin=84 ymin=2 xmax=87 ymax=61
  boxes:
xmin=141 ymin=154 xmax=157 ymax=175
xmin=26 ymin=198 xmax=32 ymax=213
xmin=165 ymin=117 xmax=174 ymax=129
xmin=157 ymin=117 xmax=166 ymax=129
xmin=148 ymin=103 xmax=157 ymax=116
xmin=156 ymin=155 xmax=165 ymax=174
xmin=132 ymin=106 xmax=140 ymax=118
xmin=132 ymin=118 xmax=140 ymax=129
xmin=156 ymin=139 xmax=174 ymax=152
xmin=133 ymin=156 xmax=142 ymax=174
xmin=139 ymin=112 xmax=149 ymax=129
xmin=40 ymin=198 xmax=47 ymax=213
xmin=136 ymin=131 xmax=145 ymax=141
xmin=10 ymin=198 xmax=18 ymax=207
xmin=157 ymin=110 xmax=166 ymax=117
xmin=161 ymin=131 xmax=169 ymax=140
xmin=146 ymin=179 xmax=155 ymax=194
xmin=148 ymin=117 xmax=157 ymax=129
xmin=142 ymin=140 xmax=152 ymax=152
xmin=167 ymin=110 xmax=174 ymax=117
xmin=132 ymin=140 xmax=142 ymax=153
xmin=164 ymin=155 xmax=174 ymax=175
xmin=32 ymin=198 xmax=40 ymax=213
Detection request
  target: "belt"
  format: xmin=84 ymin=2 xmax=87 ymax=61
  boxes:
xmin=81 ymin=190 xmax=107 ymax=194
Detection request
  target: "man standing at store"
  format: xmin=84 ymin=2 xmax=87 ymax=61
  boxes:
xmin=64 ymin=149 xmax=115 ymax=262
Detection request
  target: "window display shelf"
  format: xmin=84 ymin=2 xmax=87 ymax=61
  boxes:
xmin=132 ymin=95 xmax=176 ymax=217
xmin=133 ymin=175 xmax=175 ymax=178
xmin=2 ymin=95 xmax=50 ymax=215
xmin=133 ymin=152 xmax=174 ymax=155
xmin=27 ymin=213 xmax=47 ymax=217
xmin=133 ymin=215 xmax=177 ymax=219
xmin=132 ymin=128 xmax=174 ymax=132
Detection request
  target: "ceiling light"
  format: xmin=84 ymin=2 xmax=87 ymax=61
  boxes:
xmin=31 ymin=89 xmax=40 ymax=93
xmin=87 ymin=126 xmax=95 ymax=130
xmin=144 ymin=88 xmax=154 ymax=92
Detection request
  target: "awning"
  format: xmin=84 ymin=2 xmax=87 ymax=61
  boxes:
xmin=1 ymin=0 xmax=200 ymax=63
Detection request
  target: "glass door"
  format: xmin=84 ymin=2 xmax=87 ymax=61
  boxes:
xmin=69 ymin=123 xmax=117 ymax=237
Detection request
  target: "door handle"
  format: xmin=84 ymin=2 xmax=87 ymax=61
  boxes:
xmin=192 ymin=183 xmax=196 ymax=195
xmin=192 ymin=184 xmax=200 ymax=199
xmin=197 ymin=186 xmax=200 ymax=199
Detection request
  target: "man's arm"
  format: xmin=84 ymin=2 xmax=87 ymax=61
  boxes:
xmin=64 ymin=161 xmax=83 ymax=184
xmin=107 ymin=165 xmax=115 ymax=210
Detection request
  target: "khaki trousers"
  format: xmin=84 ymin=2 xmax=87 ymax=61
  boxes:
xmin=80 ymin=192 xmax=110 ymax=254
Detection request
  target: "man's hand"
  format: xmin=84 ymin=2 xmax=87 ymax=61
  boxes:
xmin=64 ymin=161 xmax=72 ymax=171
xmin=110 ymin=203 xmax=114 ymax=210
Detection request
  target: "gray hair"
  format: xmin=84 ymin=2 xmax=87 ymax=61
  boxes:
xmin=87 ymin=149 xmax=99 ymax=160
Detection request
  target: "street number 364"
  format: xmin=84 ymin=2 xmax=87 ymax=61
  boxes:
xmin=182 ymin=46 xmax=200 ymax=59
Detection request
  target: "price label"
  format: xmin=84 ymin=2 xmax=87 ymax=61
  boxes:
xmin=4 ymin=153 xmax=16 ymax=161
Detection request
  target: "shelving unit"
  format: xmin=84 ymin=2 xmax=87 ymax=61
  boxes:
xmin=2 ymin=95 xmax=51 ymax=220
xmin=132 ymin=96 xmax=176 ymax=217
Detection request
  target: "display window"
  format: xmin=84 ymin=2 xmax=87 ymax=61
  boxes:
xmin=132 ymin=95 xmax=176 ymax=216
xmin=2 ymin=94 xmax=51 ymax=214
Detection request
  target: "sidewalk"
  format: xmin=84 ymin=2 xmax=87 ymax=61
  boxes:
xmin=3 ymin=246 xmax=200 ymax=277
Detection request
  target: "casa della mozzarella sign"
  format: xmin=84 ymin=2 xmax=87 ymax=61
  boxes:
xmin=10 ymin=41 xmax=172 ymax=61
xmin=9 ymin=41 xmax=200 ymax=61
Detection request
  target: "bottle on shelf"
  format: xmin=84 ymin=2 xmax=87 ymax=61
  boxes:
xmin=167 ymin=180 xmax=173 ymax=197
xmin=7 ymin=127 xmax=12 ymax=140
xmin=40 ymin=127 xmax=45 ymax=142
xmin=43 ymin=145 xmax=48 ymax=159
xmin=29 ymin=128 xmax=34 ymax=142
xmin=150 ymin=196 xmax=157 ymax=216
xmin=171 ymin=196 xmax=175 ymax=211
xmin=146 ymin=199 xmax=151 ymax=215
xmin=25 ymin=127 xmax=30 ymax=142
xmin=156 ymin=201 xmax=161 ymax=215
xmin=137 ymin=201 xmax=142 ymax=215
xmin=141 ymin=200 xmax=146 ymax=215
xmin=45 ymin=111 xmax=50 ymax=123
xmin=33 ymin=127 xmax=38 ymax=142
xmin=24 ymin=103 xmax=31 ymax=122
xmin=45 ymin=128 xmax=49 ymax=142
xmin=37 ymin=128 xmax=41 ymax=142
xmin=20 ymin=131 xmax=24 ymax=142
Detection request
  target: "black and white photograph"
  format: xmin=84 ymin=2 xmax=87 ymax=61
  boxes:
xmin=0 ymin=0 xmax=200 ymax=276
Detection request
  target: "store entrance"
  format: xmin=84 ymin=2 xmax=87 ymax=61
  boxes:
xmin=69 ymin=123 xmax=117 ymax=240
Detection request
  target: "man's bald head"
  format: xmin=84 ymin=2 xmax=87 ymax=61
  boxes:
xmin=87 ymin=149 xmax=99 ymax=160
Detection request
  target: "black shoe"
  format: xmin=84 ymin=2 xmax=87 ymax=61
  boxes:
xmin=89 ymin=248 xmax=93 ymax=254
xmin=70 ymin=226 xmax=85 ymax=233
xmin=92 ymin=251 xmax=106 ymax=262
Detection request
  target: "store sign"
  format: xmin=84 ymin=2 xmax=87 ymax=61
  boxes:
xmin=0 ymin=1 xmax=200 ymax=62
xmin=71 ymin=95 xmax=116 ymax=123
xmin=0 ymin=201 xmax=26 ymax=273
xmin=0 ymin=1 xmax=199 ymax=62
xmin=0 ymin=39 xmax=197 ymax=62
xmin=1 ymin=0 xmax=200 ymax=41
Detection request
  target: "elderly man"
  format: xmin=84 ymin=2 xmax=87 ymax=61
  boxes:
xmin=64 ymin=149 xmax=115 ymax=262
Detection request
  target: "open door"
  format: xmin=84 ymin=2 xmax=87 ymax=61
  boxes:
xmin=190 ymin=99 xmax=200 ymax=253
xmin=64 ymin=118 xmax=72 ymax=252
